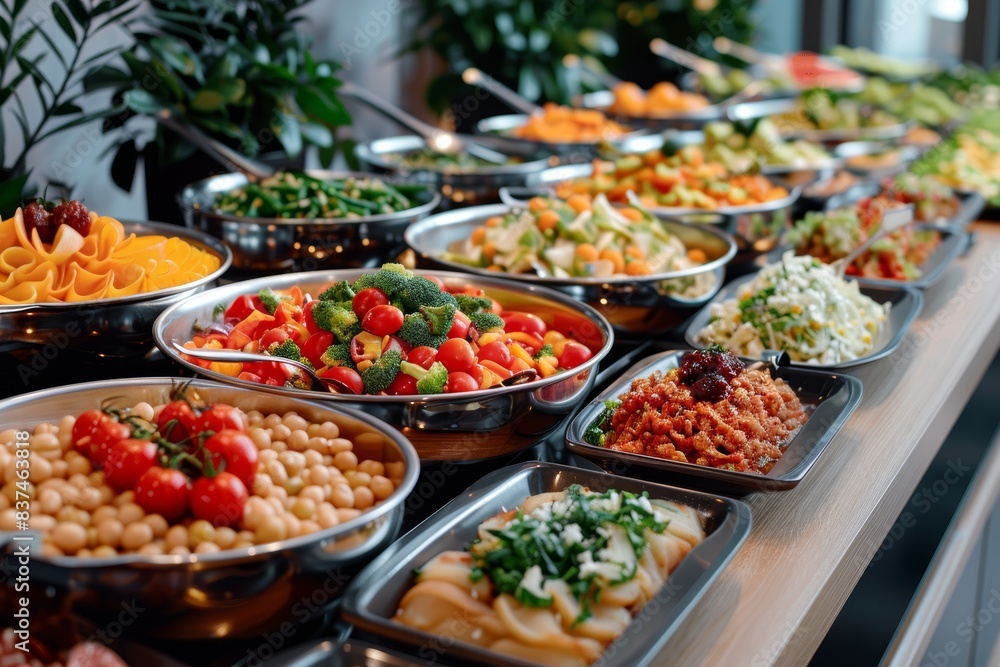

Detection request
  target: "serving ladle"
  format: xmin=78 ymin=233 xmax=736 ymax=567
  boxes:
xmin=155 ymin=109 xmax=274 ymax=182
xmin=830 ymin=204 xmax=915 ymax=278
xmin=649 ymin=38 xmax=726 ymax=78
xmin=338 ymin=82 xmax=509 ymax=165
xmin=462 ymin=68 xmax=542 ymax=116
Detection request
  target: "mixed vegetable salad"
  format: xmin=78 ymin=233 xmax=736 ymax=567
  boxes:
xmin=772 ymin=89 xmax=902 ymax=134
xmin=181 ymin=264 xmax=597 ymax=395
xmin=212 ymin=172 xmax=429 ymax=218
xmin=912 ymin=116 xmax=1000 ymax=206
xmin=379 ymin=148 xmax=520 ymax=172
xmin=702 ymin=119 xmax=834 ymax=172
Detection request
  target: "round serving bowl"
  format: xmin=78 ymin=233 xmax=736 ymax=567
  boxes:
xmin=177 ymin=170 xmax=441 ymax=272
xmin=153 ymin=269 xmax=614 ymax=461
xmin=577 ymin=89 xmax=728 ymax=132
xmin=726 ymin=98 xmax=914 ymax=144
xmin=0 ymin=377 xmax=419 ymax=640
xmin=354 ymin=135 xmax=558 ymax=210
xmin=474 ymin=113 xmax=649 ymax=158
xmin=0 ymin=220 xmax=231 ymax=359
xmin=404 ymin=204 xmax=736 ymax=336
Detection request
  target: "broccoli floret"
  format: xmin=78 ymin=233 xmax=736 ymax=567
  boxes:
xmin=311 ymin=301 xmax=361 ymax=343
xmin=285 ymin=372 xmax=312 ymax=391
xmin=400 ymin=360 xmax=449 ymax=394
xmin=351 ymin=273 xmax=377 ymax=292
xmin=469 ymin=311 xmax=504 ymax=333
xmin=533 ymin=344 xmax=555 ymax=360
xmin=361 ymin=350 xmax=402 ymax=394
xmin=318 ymin=281 xmax=355 ymax=304
xmin=397 ymin=276 xmax=457 ymax=311
xmin=269 ymin=339 xmax=302 ymax=360
xmin=320 ymin=343 xmax=352 ymax=368
xmin=420 ymin=304 xmax=457 ymax=336
xmin=397 ymin=313 xmax=447 ymax=349
xmin=372 ymin=263 xmax=414 ymax=297
xmin=454 ymin=294 xmax=493 ymax=316
xmin=258 ymin=288 xmax=289 ymax=314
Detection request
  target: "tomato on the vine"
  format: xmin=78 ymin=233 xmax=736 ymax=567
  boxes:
xmin=134 ymin=467 xmax=191 ymax=521
xmin=198 ymin=404 xmax=245 ymax=434
xmin=71 ymin=410 xmax=106 ymax=452
xmin=437 ymin=338 xmax=475 ymax=373
xmin=156 ymin=401 xmax=198 ymax=443
xmin=362 ymin=304 xmax=404 ymax=337
xmin=320 ymin=366 xmax=364 ymax=395
xmin=190 ymin=472 xmax=248 ymax=528
xmin=201 ymin=430 xmax=258 ymax=488
xmin=352 ymin=287 xmax=390 ymax=318
xmin=103 ymin=439 xmax=159 ymax=492
xmin=89 ymin=419 xmax=132 ymax=467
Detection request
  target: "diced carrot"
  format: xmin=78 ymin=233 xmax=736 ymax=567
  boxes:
xmin=575 ymin=243 xmax=599 ymax=262
xmin=470 ymin=227 xmax=487 ymax=244
xmin=620 ymin=207 xmax=644 ymax=222
xmin=537 ymin=210 xmax=560 ymax=231
xmin=626 ymin=260 xmax=652 ymax=276
xmin=509 ymin=358 xmax=532 ymax=373
xmin=625 ymin=245 xmax=645 ymax=259
xmin=482 ymin=242 xmax=496 ymax=262
xmin=566 ymin=193 xmax=592 ymax=214
xmin=687 ymin=248 xmax=707 ymax=263
xmin=528 ymin=197 xmax=548 ymax=212
xmin=509 ymin=342 xmax=536 ymax=366
xmin=599 ymin=249 xmax=625 ymax=274
xmin=507 ymin=331 xmax=545 ymax=350
xmin=485 ymin=216 xmax=503 ymax=228
xmin=480 ymin=360 xmax=513 ymax=379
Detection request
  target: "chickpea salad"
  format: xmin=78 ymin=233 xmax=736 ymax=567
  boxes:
xmin=693 ymin=253 xmax=889 ymax=365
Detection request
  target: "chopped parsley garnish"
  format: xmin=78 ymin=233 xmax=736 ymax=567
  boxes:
xmin=583 ymin=399 xmax=620 ymax=447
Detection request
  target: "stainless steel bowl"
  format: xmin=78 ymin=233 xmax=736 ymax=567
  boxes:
xmin=0 ymin=220 xmax=231 ymax=358
xmin=404 ymin=204 xmax=736 ymax=336
xmin=727 ymin=98 xmax=914 ymax=143
xmin=177 ymin=171 xmax=441 ymax=272
xmin=474 ymin=113 xmax=649 ymax=158
xmin=153 ymin=269 xmax=614 ymax=461
xmin=0 ymin=378 xmax=419 ymax=640
xmin=577 ymin=89 xmax=727 ymax=131
xmin=354 ymin=135 xmax=557 ymax=210
xmin=834 ymin=140 xmax=922 ymax=180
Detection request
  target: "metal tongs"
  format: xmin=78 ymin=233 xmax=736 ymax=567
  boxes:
xmin=830 ymin=204 xmax=915 ymax=278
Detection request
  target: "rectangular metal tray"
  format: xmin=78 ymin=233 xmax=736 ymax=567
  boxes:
xmin=564 ymin=350 xmax=863 ymax=496
xmin=684 ymin=272 xmax=923 ymax=369
xmin=854 ymin=223 xmax=968 ymax=290
xmin=260 ymin=638 xmax=435 ymax=667
xmin=340 ymin=462 xmax=752 ymax=667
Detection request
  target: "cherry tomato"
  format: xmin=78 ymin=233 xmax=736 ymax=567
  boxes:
xmin=190 ymin=472 xmax=249 ymax=528
xmin=155 ymin=401 xmax=198 ymax=443
xmin=382 ymin=335 xmax=410 ymax=356
xmin=320 ymin=366 xmax=365 ymax=395
xmin=446 ymin=371 xmax=478 ymax=393
xmin=89 ymin=419 xmax=132 ymax=467
xmin=103 ymin=439 xmax=159 ymax=492
xmin=352 ymin=287 xmax=390 ymax=318
xmin=559 ymin=341 xmax=593 ymax=369
xmin=238 ymin=371 xmax=262 ymax=383
xmin=424 ymin=276 xmax=445 ymax=288
xmin=201 ymin=430 xmax=259 ymax=488
xmin=134 ymin=467 xmax=191 ymax=521
xmin=302 ymin=300 xmax=322 ymax=335
xmin=467 ymin=364 xmax=485 ymax=387
xmin=447 ymin=311 xmax=470 ymax=339
xmin=386 ymin=373 xmax=417 ymax=395
xmin=407 ymin=346 xmax=438 ymax=369
xmin=260 ymin=327 xmax=290 ymax=350
xmin=477 ymin=341 xmax=512 ymax=368
xmin=198 ymin=404 xmax=245 ymax=435
xmin=436 ymin=338 xmax=475 ymax=373
xmin=363 ymin=304 xmax=404 ymax=336
xmin=501 ymin=312 xmax=547 ymax=338
xmin=71 ymin=410 xmax=106 ymax=453
xmin=301 ymin=331 xmax=334 ymax=368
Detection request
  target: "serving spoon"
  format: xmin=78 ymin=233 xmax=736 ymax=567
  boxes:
xmin=830 ymin=204 xmax=915 ymax=278
xmin=338 ymin=82 xmax=509 ymax=165
xmin=170 ymin=341 xmax=356 ymax=394
xmin=562 ymin=54 xmax=623 ymax=90
xmin=649 ymin=38 xmax=726 ymax=78
xmin=155 ymin=109 xmax=274 ymax=182
xmin=462 ymin=68 xmax=542 ymax=116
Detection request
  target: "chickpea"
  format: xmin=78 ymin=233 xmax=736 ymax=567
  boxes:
xmin=265 ymin=460 xmax=288 ymax=485
xmin=86 ymin=526 xmax=100 ymax=548
xmin=256 ymin=516 xmax=287 ymax=543
xmin=69 ymin=473 xmax=91 ymax=490
xmin=316 ymin=503 xmax=339 ymax=529
xmin=308 ymin=465 xmax=331 ymax=486
xmin=92 ymin=545 xmax=118 ymax=558
xmin=137 ymin=543 xmax=164 ymax=557
xmin=233 ymin=540 xmax=254 ymax=550
xmin=57 ymin=416 xmax=75 ymax=449
xmin=303 ymin=450 xmax=323 ymax=468
xmin=33 ymin=422 xmax=53 ymax=435
xmin=98 ymin=486 xmax=115 ymax=504
xmin=132 ymin=402 xmax=155 ymax=422
xmin=353 ymin=487 xmax=375 ymax=510
xmin=91 ymin=506 xmax=117 ymax=525
xmin=287 ymin=430 xmax=308 ymax=452
xmin=272 ymin=424 xmax=291 ymax=442
xmin=335 ymin=508 xmax=361 ymax=523
xmin=52 ymin=522 xmax=87 ymax=553
xmin=51 ymin=460 xmax=69 ymax=479
xmin=329 ymin=438 xmax=353 ymax=454
xmin=121 ymin=522 xmax=154 ymax=551
xmin=344 ymin=471 xmax=371 ymax=489
xmin=41 ymin=544 xmax=64 ymax=558
xmin=237 ymin=530 xmax=255 ymax=543
xmin=283 ymin=514 xmax=302 ymax=538
xmin=195 ymin=541 xmax=221 ymax=554
xmin=278 ymin=451 xmax=306 ymax=477
xmin=291 ymin=498 xmax=316 ymax=520
xmin=370 ymin=475 xmax=395 ymax=501
xmin=143 ymin=514 xmax=169 ymax=538
xmin=318 ymin=421 xmax=339 ymax=439
xmin=300 ymin=485 xmax=325 ymax=505
xmin=114 ymin=490 xmax=136 ymax=507
xmin=329 ymin=484 xmax=355 ymax=509
xmin=258 ymin=448 xmax=278 ymax=464
xmin=66 ymin=454 xmax=91 ymax=476
xmin=29 ymin=455 xmax=53 ymax=484
xmin=165 ymin=526 xmax=189 ymax=550
xmin=0 ymin=509 xmax=16 ymax=531
xmin=251 ymin=429 xmax=272 ymax=450
xmin=385 ymin=461 xmax=406 ymax=484
xmin=77 ymin=548 xmax=93 ymax=558
xmin=0 ymin=495 xmax=9 ymax=511
xmin=265 ymin=496 xmax=285 ymax=515
xmin=38 ymin=488 xmax=62 ymax=515
xmin=283 ymin=477 xmax=304 ymax=496
xmin=76 ymin=487 xmax=103 ymax=512
xmin=241 ymin=498 xmax=274 ymax=531
xmin=169 ymin=546 xmax=191 ymax=557
xmin=300 ymin=520 xmax=320 ymax=536
xmin=30 ymin=515 xmax=56 ymax=533
xmin=189 ymin=520 xmax=216 ymax=546
xmin=252 ymin=474 xmax=274 ymax=497
xmin=88 ymin=471 xmax=105 ymax=488
xmin=215 ymin=526 xmax=237 ymax=550
xmin=59 ymin=507 xmax=90 ymax=527
xmin=306 ymin=437 xmax=329 ymax=454
xmin=263 ymin=414 xmax=283 ymax=429
xmin=0 ymin=428 xmax=17 ymax=445
xmin=245 ymin=410 xmax=264 ymax=426
xmin=118 ymin=503 xmax=145 ymax=524
xmin=357 ymin=460 xmax=385 ymax=478
xmin=333 ymin=451 xmax=358 ymax=472
xmin=2 ymin=482 xmax=29 ymax=505
xmin=270 ymin=486 xmax=287 ymax=502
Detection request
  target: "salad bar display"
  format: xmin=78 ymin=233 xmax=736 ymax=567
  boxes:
xmin=3 ymin=26 xmax=1000 ymax=667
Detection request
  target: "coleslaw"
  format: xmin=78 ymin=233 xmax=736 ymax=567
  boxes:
xmin=694 ymin=253 xmax=889 ymax=364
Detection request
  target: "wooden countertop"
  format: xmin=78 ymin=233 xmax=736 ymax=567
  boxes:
xmin=659 ymin=222 xmax=1000 ymax=666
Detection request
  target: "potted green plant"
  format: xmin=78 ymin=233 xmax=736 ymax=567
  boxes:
xmin=0 ymin=0 xmax=140 ymax=214
xmin=84 ymin=0 xmax=351 ymax=221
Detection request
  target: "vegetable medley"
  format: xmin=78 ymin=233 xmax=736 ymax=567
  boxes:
xmin=441 ymin=194 xmax=714 ymax=296
xmin=182 ymin=264 xmax=598 ymax=395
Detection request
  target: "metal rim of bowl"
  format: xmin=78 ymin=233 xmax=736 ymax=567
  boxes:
xmin=0 ymin=219 xmax=233 ymax=314
xmin=153 ymin=268 xmax=615 ymax=404
xmin=403 ymin=202 xmax=738 ymax=287
xmin=354 ymin=135 xmax=555 ymax=177
xmin=577 ymin=90 xmax=727 ymax=124
xmin=0 ymin=377 xmax=421 ymax=568
xmin=474 ymin=113 xmax=650 ymax=153
xmin=177 ymin=170 xmax=442 ymax=227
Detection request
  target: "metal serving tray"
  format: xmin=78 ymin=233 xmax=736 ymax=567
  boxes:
xmin=852 ymin=223 xmax=968 ymax=290
xmin=565 ymin=350 xmax=863 ymax=495
xmin=577 ymin=90 xmax=727 ymax=131
xmin=684 ymin=272 xmax=924 ymax=369
xmin=340 ymin=462 xmax=751 ymax=667
xmin=726 ymin=98 xmax=913 ymax=143
xmin=260 ymin=638 xmax=438 ymax=667
xmin=0 ymin=219 xmax=231 ymax=358
xmin=474 ymin=113 xmax=649 ymax=158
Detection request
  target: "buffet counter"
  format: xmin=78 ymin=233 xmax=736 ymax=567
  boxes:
xmin=661 ymin=221 xmax=1000 ymax=666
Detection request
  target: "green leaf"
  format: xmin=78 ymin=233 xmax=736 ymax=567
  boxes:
xmin=64 ymin=0 xmax=88 ymax=25
xmin=122 ymin=88 xmax=166 ymax=115
xmin=299 ymin=121 xmax=332 ymax=148
xmin=51 ymin=2 xmax=76 ymax=41
xmin=51 ymin=102 xmax=83 ymax=116
xmin=0 ymin=174 xmax=29 ymax=218
xmin=110 ymin=138 xmax=138 ymax=192
xmin=35 ymin=110 xmax=111 ymax=142
xmin=273 ymin=112 xmax=302 ymax=157
xmin=0 ymin=15 xmax=10 ymax=40
xmin=30 ymin=25 xmax=68 ymax=68
xmin=296 ymin=88 xmax=350 ymax=127
xmin=82 ymin=64 xmax=131 ymax=92
xmin=190 ymin=87 xmax=227 ymax=112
